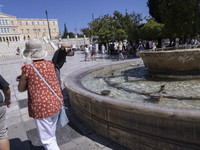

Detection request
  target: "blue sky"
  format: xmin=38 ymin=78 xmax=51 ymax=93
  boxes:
xmin=0 ymin=0 xmax=150 ymax=34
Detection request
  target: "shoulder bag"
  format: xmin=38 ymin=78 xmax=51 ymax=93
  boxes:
xmin=66 ymin=49 xmax=75 ymax=56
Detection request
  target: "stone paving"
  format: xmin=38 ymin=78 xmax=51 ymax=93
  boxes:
xmin=0 ymin=50 xmax=139 ymax=150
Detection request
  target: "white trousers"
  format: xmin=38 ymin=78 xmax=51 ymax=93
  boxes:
xmin=35 ymin=112 xmax=60 ymax=150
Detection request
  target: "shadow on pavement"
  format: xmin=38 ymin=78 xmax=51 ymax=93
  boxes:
xmin=10 ymin=138 xmax=45 ymax=150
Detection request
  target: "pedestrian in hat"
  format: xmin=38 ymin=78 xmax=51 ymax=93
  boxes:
xmin=17 ymin=39 xmax=63 ymax=150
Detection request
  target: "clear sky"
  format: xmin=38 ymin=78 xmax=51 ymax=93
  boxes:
xmin=0 ymin=0 xmax=150 ymax=34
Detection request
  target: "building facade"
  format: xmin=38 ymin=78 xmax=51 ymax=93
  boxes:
xmin=0 ymin=12 xmax=59 ymax=42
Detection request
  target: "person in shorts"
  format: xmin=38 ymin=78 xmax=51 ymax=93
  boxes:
xmin=84 ymin=45 xmax=90 ymax=61
xmin=91 ymin=43 xmax=97 ymax=61
xmin=0 ymin=75 xmax=12 ymax=150
xmin=117 ymin=42 xmax=124 ymax=61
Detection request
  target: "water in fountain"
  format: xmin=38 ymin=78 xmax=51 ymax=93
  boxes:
xmin=81 ymin=62 xmax=200 ymax=109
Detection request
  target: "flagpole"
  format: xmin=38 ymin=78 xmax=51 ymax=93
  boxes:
xmin=0 ymin=4 xmax=4 ymax=12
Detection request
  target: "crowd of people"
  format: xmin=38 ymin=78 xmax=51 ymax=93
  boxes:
xmin=81 ymin=40 xmax=158 ymax=61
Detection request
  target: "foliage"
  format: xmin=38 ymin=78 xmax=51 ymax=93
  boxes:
xmin=80 ymin=27 xmax=91 ymax=37
xmin=147 ymin=0 xmax=162 ymax=23
xmin=139 ymin=18 xmax=164 ymax=40
xmin=68 ymin=32 xmax=75 ymax=38
xmin=77 ymin=33 xmax=84 ymax=37
xmin=62 ymin=23 xmax=68 ymax=38
xmin=80 ymin=11 xmax=143 ymax=43
xmin=148 ymin=0 xmax=197 ymax=39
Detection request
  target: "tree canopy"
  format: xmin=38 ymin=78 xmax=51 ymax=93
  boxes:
xmin=77 ymin=1 xmax=199 ymax=45
xmin=62 ymin=23 xmax=68 ymax=38
xmin=148 ymin=0 xmax=197 ymax=39
xmin=81 ymin=11 xmax=143 ymax=43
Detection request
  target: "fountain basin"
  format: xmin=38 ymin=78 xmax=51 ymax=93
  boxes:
xmin=137 ymin=49 xmax=200 ymax=74
xmin=64 ymin=61 xmax=200 ymax=150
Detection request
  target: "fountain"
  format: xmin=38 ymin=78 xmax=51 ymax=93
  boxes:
xmin=65 ymin=52 xmax=200 ymax=150
xmin=137 ymin=49 xmax=200 ymax=78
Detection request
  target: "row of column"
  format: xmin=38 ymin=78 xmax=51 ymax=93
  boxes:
xmin=0 ymin=36 xmax=20 ymax=42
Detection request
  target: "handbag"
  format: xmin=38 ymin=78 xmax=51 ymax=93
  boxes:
xmin=30 ymin=64 xmax=69 ymax=127
xmin=66 ymin=49 xmax=75 ymax=56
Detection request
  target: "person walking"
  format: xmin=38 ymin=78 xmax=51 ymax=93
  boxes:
xmin=0 ymin=75 xmax=11 ymax=150
xmin=84 ymin=45 xmax=90 ymax=61
xmin=91 ymin=43 xmax=97 ymax=60
xmin=101 ymin=44 xmax=105 ymax=54
xmin=117 ymin=42 xmax=124 ymax=61
xmin=152 ymin=41 xmax=157 ymax=51
xmin=125 ymin=43 xmax=129 ymax=58
xmin=18 ymin=39 xmax=63 ymax=150
xmin=138 ymin=42 xmax=144 ymax=51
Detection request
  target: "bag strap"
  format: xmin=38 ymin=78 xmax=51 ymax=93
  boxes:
xmin=30 ymin=64 xmax=65 ymax=107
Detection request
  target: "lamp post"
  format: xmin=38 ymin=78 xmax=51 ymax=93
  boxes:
xmin=45 ymin=10 xmax=52 ymax=39
xmin=196 ymin=0 xmax=199 ymax=34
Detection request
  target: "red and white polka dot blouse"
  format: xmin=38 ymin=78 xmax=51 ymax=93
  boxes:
xmin=21 ymin=60 xmax=63 ymax=119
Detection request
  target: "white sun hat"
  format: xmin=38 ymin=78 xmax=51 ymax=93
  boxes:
xmin=22 ymin=39 xmax=47 ymax=60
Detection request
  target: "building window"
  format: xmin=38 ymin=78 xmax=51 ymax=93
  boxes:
xmin=7 ymin=28 xmax=10 ymax=33
xmin=11 ymin=21 xmax=14 ymax=25
xmin=0 ymin=20 xmax=1 ymax=25
xmin=43 ymin=22 xmax=45 ymax=25
xmin=21 ymin=29 xmax=24 ymax=33
xmin=38 ymin=29 xmax=41 ymax=33
xmin=13 ymin=29 xmax=16 ymax=33
xmin=26 ymin=22 xmax=28 ymax=25
xmin=37 ymin=22 xmax=39 ymax=25
xmin=54 ymin=29 xmax=56 ymax=32
xmin=5 ymin=20 xmax=8 ymax=25
xmin=20 ymin=21 xmax=22 ymax=25
xmin=44 ymin=29 xmax=46 ymax=33
xmin=33 ymin=29 xmax=36 ymax=33
xmin=2 ymin=20 xmax=5 ymax=25
xmin=27 ymin=29 xmax=30 ymax=33
xmin=53 ymin=22 xmax=55 ymax=25
xmin=4 ymin=28 xmax=7 ymax=33
xmin=32 ymin=22 xmax=34 ymax=25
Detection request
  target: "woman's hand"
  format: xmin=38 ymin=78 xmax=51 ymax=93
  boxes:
xmin=16 ymin=75 xmax=21 ymax=81
xmin=18 ymin=72 xmax=28 ymax=92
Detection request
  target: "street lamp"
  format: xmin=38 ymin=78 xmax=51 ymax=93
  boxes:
xmin=196 ymin=0 xmax=199 ymax=34
xmin=45 ymin=10 xmax=52 ymax=39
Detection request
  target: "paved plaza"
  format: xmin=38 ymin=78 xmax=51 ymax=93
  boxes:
xmin=0 ymin=50 xmax=139 ymax=150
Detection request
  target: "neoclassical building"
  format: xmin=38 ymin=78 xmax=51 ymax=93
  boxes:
xmin=0 ymin=12 xmax=59 ymax=42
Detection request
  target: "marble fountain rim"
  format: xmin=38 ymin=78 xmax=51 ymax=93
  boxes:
xmin=64 ymin=60 xmax=200 ymax=122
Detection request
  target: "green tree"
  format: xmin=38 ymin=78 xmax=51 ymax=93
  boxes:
xmin=88 ymin=14 xmax=113 ymax=42
xmin=80 ymin=10 xmax=143 ymax=43
xmin=77 ymin=33 xmax=84 ymax=37
xmin=68 ymin=32 xmax=75 ymax=38
xmin=147 ymin=0 xmax=162 ymax=23
xmin=80 ymin=27 xmax=91 ymax=37
xmin=148 ymin=0 xmax=197 ymax=41
xmin=62 ymin=23 xmax=68 ymax=38
xmin=159 ymin=0 xmax=196 ymax=39
xmin=139 ymin=18 xmax=164 ymax=47
xmin=113 ymin=10 xmax=142 ymax=41
xmin=128 ymin=11 xmax=143 ymax=41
